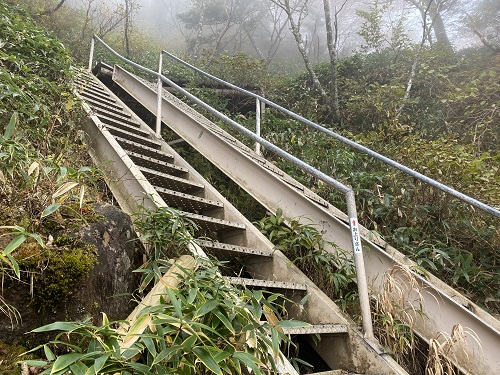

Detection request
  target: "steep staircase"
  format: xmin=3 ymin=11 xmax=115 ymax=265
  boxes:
xmin=75 ymin=68 xmax=407 ymax=374
xmin=75 ymin=50 xmax=500 ymax=374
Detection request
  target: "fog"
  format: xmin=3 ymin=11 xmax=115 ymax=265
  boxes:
xmin=62 ymin=0 xmax=489 ymax=66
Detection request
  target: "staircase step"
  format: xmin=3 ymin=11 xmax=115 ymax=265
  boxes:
xmin=154 ymin=187 xmax=223 ymax=213
xmin=94 ymin=106 xmax=135 ymax=124
xmin=139 ymin=166 xmax=204 ymax=193
xmin=80 ymin=94 xmax=124 ymax=114
xmin=105 ymin=125 xmax=161 ymax=150
xmin=78 ymin=84 xmax=113 ymax=100
xmin=180 ymin=211 xmax=245 ymax=233
xmin=282 ymin=324 xmax=348 ymax=336
xmin=98 ymin=113 xmax=141 ymax=131
xmin=196 ymin=239 xmax=273 ymax=257
xmin=225 ymin=277 xmax=307 ymax=291
xmin=75 ymin=78 xmax=107 ymax=94
xmin=115 ymin=137 xmax=174 ymax=162
xmin=126 ymin=150 xmax=188 ymax=176
xmin=80 ymin=90 xmax=118 ymax=106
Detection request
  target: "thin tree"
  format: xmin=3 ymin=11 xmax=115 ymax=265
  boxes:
xmin=323 ymin=0 xmax=347 ymax=122
xmin=123 ymin=0 xmax=141 ymax=57
xmin=39 ymin=0 xmax=68 ymax=15
xmin=272 ymin=0 xmax=333 ymax=117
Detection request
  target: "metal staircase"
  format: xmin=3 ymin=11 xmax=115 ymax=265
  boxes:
xmin=75 ymin=37 xmax=500 ymax=375
xmin=75 ymin=69 xmax=408 ymax=374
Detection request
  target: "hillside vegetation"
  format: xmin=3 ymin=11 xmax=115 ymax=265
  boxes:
xmin=0 ymin=1 xmax=499 ymax=373
xmin=0 ymin=0 xmax=103 ymax=353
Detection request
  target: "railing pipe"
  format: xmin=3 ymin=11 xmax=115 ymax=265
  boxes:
xmin=255 ymin=98 xmax=261 ymax=155
xmin=160 ymin=50 xmax=500 ymax=218
xmin=91 ymin=35 xmax=375 ymax=338
xmin=155 ymin=52 xmax=163 ymax=138
xmin=346 ymin=191 xmax=374 ymax=340
xmin=88 ymin=37 xmax=95 ymax=71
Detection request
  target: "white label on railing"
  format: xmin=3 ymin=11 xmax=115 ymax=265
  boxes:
xmin=349 ymin=218 xmax=362 ymax=253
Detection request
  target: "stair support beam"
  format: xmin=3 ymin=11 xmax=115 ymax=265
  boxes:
xmin=112 ymin=65 xmax=500 ymax=375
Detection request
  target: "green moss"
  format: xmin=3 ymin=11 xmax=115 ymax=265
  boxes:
xmin=0 ymin=340 xmax=30 ymax=375
xmin=17 ymin=235 xmax=98 ymax=311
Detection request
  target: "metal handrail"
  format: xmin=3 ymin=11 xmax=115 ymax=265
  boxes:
xmin=88 ymin=35 xmax=375 ymax=340
xmin=159 ymin=49 xmax=500 ymax=219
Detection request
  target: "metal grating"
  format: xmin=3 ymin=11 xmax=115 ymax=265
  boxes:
xmin=126 ymin=150 xmax=188 ymax=176
xmin=225 ymin=277 xmax=307 ymax=291
xmin=139 ymin=166 xmax=204 ymax=192
xmin=282 ymin=324 xmax=348 ymax=335
xmin=196 ymin=239 xmax=273 ymax=257
xmin=153 ymin=186 xmax=223 ymax=212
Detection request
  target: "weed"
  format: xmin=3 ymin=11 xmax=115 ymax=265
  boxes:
xmin=255 ymin=209 xmax=358 ymax=309
xmin=426 ymin=324 xmax=481 ymax=375
xmin=372 ymin=265 xmax=426 ymax=370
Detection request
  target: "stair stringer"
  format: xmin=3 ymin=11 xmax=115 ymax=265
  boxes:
xmin=79 ymin=70 xmax=408 ymax=374
xmin=110 ymin=64 xmax=500 ymax=375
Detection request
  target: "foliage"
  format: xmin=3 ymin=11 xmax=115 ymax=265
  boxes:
xmin=22 ymin=205 xmax=304 ymax=375
xmin=132 ymin=205 xmax=199 ymax=292
xmin=258 ymin=45 xmax=500 ymax=312
xmin=0 ymin=2 xmax=105 ymax=327
xmin=23 ymin=260 xmax=299 ymax=375
xmin=255 ymin=209 xmax=357 ymax=310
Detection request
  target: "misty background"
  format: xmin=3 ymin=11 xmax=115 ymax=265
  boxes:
xmin=51 ymin=0 xmax=497 ymax=71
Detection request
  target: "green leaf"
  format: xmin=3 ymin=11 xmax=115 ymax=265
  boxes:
xmin=93 ymin=353 xmax=110 ymax=373
xmin=181 ymin=334 xmax=197 ymax=351
xmin=271 ymin=328 xmax=279 ymax=355
xmin=32 ymin=321 xmax=80 ymax=333
xmin=213 ymin=309 xmax=234 ymax=334
xmin=165 ymin=287 xmax=182 ymax=318
xmin=142 ymin=336 xmax=157 ymax=356
xmin=51 ymin=353 xmax=85 ymax=373
xmin=5 ymin=254 xmax=20 ymax=278
xmin=21 ymin=360 xmax=48 ymax=367
xmin=43 ymin=345 xmax=55 ymax=361
xmin=69 ymin=361 xmax=89 ymax=375
xmin=233 ymin=351 xmax=262 ymax=374
xmin=3 ymin=234 xmax=27 ymax=255
xmin=193 ymin=346 xmax=223 ymax=375
xmin=30 ymin=233 xmax=45 ymax=247
xmin=4 ymin=112 xmax=17 ymax=139
xmin=41 ymin=203 xmax=61 ymax=218
xmin=0 ymin=225 xmax=25 ymax=232
xmin=196 ymin=299 xmax=219 ymax=317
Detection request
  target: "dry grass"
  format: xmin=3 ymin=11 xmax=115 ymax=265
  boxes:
xmin=373 ymin=264 xmax=426 ymax=365
xmin=426 ymin=324 xmax=481 ymax=375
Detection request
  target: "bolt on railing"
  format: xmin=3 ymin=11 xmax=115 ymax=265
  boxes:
xmin=88 ymin=35 xmax=377 ymax=340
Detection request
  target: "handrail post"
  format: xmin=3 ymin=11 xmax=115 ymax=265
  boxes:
xmin=88 ymin=36 xmax=95 ymax=71
xmin=345 ymin=190 xmax=374 ymax=341
xmin=155 ymin=52 xmax=163 ymax=138
xmin=255 ymin=98 xmax=261 ymax=155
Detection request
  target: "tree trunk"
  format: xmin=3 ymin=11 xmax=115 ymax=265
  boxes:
xmin=429 ymin=5 xmax=452 ymax=49
xmin=322 ymin=0 xmax=341 ymax=122
xmin=124 ymin=0 xmax=131 ymax=57
xmin=192 ymin=0 xmax=207 ymax=62
xmin=39 ymin=0 xmax=67 ymax=15
xmin=279 ymin=0 xmax=332 ymax=114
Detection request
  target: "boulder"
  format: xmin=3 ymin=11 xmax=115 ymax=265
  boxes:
xmin=0 ymin=202 xmax=145 ymax=345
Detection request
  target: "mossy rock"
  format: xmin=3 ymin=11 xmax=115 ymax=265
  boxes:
xmin=0 ymin=202 xmax=145 ymax=345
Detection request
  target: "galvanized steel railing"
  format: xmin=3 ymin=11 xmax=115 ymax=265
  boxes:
xmin=88 ymin=35 xmax=376 ymax=340
xmin=157 ymin=49 xmax=500 ymax=219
